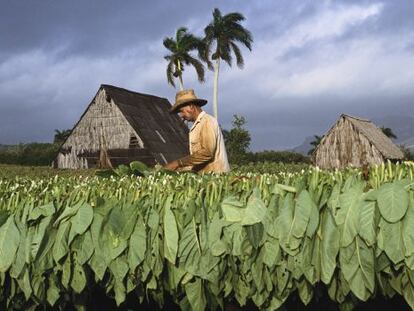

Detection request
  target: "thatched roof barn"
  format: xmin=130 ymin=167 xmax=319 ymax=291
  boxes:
xmin=313 ymin=114 xmax=404 ymax=169
xmin=54 ymin=84 xmax=189 ymax=169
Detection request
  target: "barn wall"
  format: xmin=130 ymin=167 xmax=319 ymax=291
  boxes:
xmin=56 ymin=89 xmax=144 ymax=169
xmin=315 ymin=117 xmax=384 ymax=169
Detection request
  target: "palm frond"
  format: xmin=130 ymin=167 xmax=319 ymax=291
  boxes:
xmin=163 ymin=37 xmax=176 ymax=52
xmin=166 ymin=61 xmax=176 ymax=88
xmin=217 ymin=40 xmax=232 ymax=65
xmin=230 ymin=42 xmax=244 ymax=68
xmin=212 ymin=8 xmax=222 ymax=21
xmin=228 ymin=26 xmax=253 ymax=50
xmin=223 ymin=12 xmax=245 ymax=23
xmin=186 ymin=56 xmax=205 ymax=83
xmin=176 ymin=27 xmax=188 ymax=42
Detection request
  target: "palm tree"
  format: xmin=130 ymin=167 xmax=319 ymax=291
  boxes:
xmin=380 ymin=126 xmax=397 ymax=139
xmin=163 ymin=27 xmax=205 ymax=90
xmin=54 ymin=129 xmax=71 ymax=144
xmin=203 ymin=8 xmax=253 ymax=120
xmin=308 ymin=135 xmax=323 ymax=155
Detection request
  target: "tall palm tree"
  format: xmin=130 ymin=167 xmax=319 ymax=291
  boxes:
xmin=203 ymin=8 xmax=253 ymax=120
xmin=163 ymin=27 xmax=205 ymax=90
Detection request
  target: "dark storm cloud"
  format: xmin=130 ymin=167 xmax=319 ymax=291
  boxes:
xmin=1 ymin=0 xmax=414 ymax=150
xmin=0 ymin=0 xmax=244 ymax=58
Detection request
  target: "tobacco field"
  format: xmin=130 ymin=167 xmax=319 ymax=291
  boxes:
xmin=0 ymin=162 xmax=414 ymax=310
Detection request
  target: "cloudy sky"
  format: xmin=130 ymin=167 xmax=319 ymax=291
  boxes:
xmin=1 ymin=0 xmax=413 ymax=150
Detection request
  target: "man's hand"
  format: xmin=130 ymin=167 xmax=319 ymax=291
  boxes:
xmin=163 ymin=160 xmax=180 ymax=171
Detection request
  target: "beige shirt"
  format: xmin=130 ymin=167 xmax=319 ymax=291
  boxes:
xmin=178 ymin=111 xmax=230 ymax=173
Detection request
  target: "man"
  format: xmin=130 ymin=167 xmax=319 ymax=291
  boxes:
xmin=164 ymin=89 xmax=230 ymax=173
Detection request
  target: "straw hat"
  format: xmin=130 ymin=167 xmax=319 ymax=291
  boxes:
xmin=170 ymin=89 xmax=207 ymax=113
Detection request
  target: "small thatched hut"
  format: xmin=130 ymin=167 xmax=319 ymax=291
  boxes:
xmin=54 ymin=84 xmax=189 ymax=169
xmin=313 ymin=114 xmax=404 ymax=169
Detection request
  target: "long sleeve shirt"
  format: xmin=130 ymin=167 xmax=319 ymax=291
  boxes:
xmin=177 ymin=111 xmax=230 ymax=173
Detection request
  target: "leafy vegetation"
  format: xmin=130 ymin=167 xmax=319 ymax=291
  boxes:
xmin=246 ymin=151 xmax=310 ymax=165
xmin=0 ymin=162 xmax=414 ymax=310
xmin=223 ymin=115 xmax=251 ymax=165
xmin=0 ymin=164 xmax=95 ymax=179
xmin=0 ymin=143 xmax=59 ymax=166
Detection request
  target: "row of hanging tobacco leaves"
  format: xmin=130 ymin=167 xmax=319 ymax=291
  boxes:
xmin=0 ymin=162 xmax=414 ymax=310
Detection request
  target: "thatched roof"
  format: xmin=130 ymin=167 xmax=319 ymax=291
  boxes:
xmin=339 ymin=114 xmax=403 ymax=159
xmin=55 ymin=84 xmax=189 ymax=168
xmin=102 ymin=84 xmax=189 ymax=163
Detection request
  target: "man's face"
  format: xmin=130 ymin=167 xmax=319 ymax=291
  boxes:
xmin=178 ymin=104 xmax=196 ymax=122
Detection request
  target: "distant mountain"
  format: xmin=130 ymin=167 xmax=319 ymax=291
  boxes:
xmin=292 ymin=136 xmax=315 ymax=155
xmin=0 ymin=144 xmax=8 ymax=150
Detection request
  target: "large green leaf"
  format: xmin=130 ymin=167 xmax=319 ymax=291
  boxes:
xmin=207 ymin=214 xmax=225 ymax=248
xmin=103 ymin=208 xmax=128 ymax=260
xmin=68 ymin=202 xmax=93 ymax=244
xmin=221 ymin=196 xmax=244 ymax=222
xmin=211 ymin=239 xmax=227 ymax=257
xmin=359 ymin=201 xmax=376 ymax=247
xmin=29 ymin=215 xmax=53 ymax=262
xmin=403 ymin=205 xmax=414 ymax=257
xmin=74 ymin=230 xmax=94 ymax=265
xmin=10 ymin=218 xmax=27 ymax=278
xmin=328 ymin=184 xmax=341 ymax=216
xmin=377 ymin=181 xmax=409 ymax=223
xmin=0 ymin=216 xmax=20 ymax=272
xmin=185 ymin=279 xmax=206 ymax=311
xmin=340 ymin=237 xmax=375 ymax=301
xmin=53 ymin=202 xmax=81 ymax=227
xmin=306 ymin=198 xmax=319 ymax=238
xmin=179 ymin=220 xmax=201 ymax=275
xmin=28 ymin=203 xmax=55 ymax=221
xmin=128 ymin=216 xmax=147 ymax=271
xmin=242 ymin=188 xmax=267 ymax=226
xmin=52 ymin=221 xmax=70 ymax=263
xmin=246 ymin=223 xmax=264 ymax=249
xmin=164 ymin=199 xmax=179 ymax=264
xmin=378 ymin=219 xmax=405 ymax=264
xmin=120 ymin=206 xmax=140 ymax=240
xmin=289 ymin=190 xmax=312 ymax=239
xmin=109 ymin=255 xmax=129 ymax=282
xmin=262 ymin=238 xmax=280 ymax=268
xmin=279 ymin=193 xmax=302 ymax=253
xmin=337 ymin=185 xmax=363 ymax=247
xmin=71 ymin=263 xmax=87 ymax=293
xmin=46 ymin=273 xmax=60 ymax=306
xmin=320 ymin=210 xmax=339 ymax=284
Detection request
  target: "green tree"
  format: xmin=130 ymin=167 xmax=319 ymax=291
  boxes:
xmin=54 ymin=129 xmax=71 ymax=144
xmin=308 ymin=135 xmax=323 ymax=155
xmin=163 ymin=27 xmax=205 ymax=90
xmin=380 ymin=126 xmax=397 ymax=139
xmin=203 ymin=8 xmax=253 ymax=121
xmin=223 ymin=115 xmax=251 ymax=165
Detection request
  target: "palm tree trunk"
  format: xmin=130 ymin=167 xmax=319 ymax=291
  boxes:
xmin=213 ymin=58 xmax=220 ymax=120
xmin=178 ymin=74 xmax=184 ymax=91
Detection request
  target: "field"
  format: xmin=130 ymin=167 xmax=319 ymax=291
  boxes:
xmin=1 ymin=162 xmax=414 ymax=310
